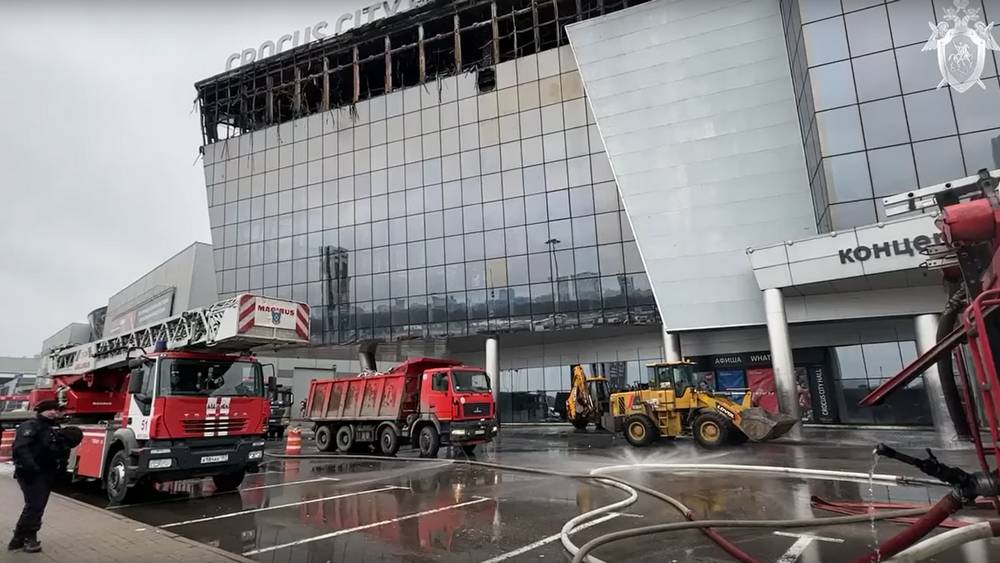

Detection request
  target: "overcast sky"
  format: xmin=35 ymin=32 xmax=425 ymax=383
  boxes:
xmin=0 ymin=0 xmax=374 ymax=357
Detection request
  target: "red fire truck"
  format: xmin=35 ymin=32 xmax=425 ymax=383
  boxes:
xmin=305 ymin=358 xmax=497 ymax=457
xmin=1 ymin=294 xmax=310 ymax=503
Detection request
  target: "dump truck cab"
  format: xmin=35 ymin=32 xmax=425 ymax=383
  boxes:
xmin=610 ymin=360 xmax=797 ymax=448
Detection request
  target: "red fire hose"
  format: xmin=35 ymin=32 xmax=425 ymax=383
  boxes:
xmin=849 ymin=492 xmax=963 ymax=563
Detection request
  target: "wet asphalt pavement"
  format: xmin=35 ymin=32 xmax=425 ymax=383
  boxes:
xmin=60 ymin=427 xmax=1000 ymax=562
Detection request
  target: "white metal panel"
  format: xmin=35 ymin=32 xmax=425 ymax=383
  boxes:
xmin=567 ymin=0 xmax=815 ymax=331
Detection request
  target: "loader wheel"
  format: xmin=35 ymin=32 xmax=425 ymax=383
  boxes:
xmin=315 ymin=425 xmax=335 ymax=452
xmin=693 ymin=412 xmax=730 ymax=449
xmin=623 ymin=415 xmax=656 ymax=447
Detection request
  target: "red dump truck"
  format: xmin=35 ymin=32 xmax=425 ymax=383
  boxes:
xmin=305 ymin=358 xmax=497 ymax=457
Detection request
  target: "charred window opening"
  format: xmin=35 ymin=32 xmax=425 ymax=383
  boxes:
xmin=300 ymin=58 xmax=325 ymax=115
xmin=459 ymin=3 xmax=493 ymax=71
xmin=477 ymin=67 xmax=496 ymax=92
xmin=196 ymin=0 xmax=649 ymax=145
xmin=423 ymin=14 xmax=455 ymax=79
xmin=389 ymin=27 xmax=421 ymax=90
xmin=329 ymin=50 xmax=355 ymax=109
xmin=357 ymin=38 xmax=386 ymax=99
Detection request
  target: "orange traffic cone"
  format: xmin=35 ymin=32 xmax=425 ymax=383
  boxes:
xmin=285 ymin=427 xmax=302 ymax=455
xmin=0 ymin=429 xmax=14 ymax=462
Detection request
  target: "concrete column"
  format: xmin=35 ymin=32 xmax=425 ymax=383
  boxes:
xmin=485 ymin=336 xmax=500 ymax=425
xmin=914 ymin=314 xmax=959 ymax=445
xmin=662 ymin=328 xmax=681 ymax=362
xmin=763 ymin=288 xmax=802 ymax=440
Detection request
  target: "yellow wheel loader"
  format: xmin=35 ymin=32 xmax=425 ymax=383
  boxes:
xmin=610 ymin=361 xmax=798 ymax=448
xmin=566 ymin=364 xmax=614 ymax=431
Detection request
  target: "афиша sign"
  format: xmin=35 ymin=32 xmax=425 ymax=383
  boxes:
xmin=225 ymin=0 xmax=419 ymax=71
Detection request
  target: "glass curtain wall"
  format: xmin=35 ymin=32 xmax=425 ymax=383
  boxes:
xmin=780 ymin=0 xmax=1000 ymax=232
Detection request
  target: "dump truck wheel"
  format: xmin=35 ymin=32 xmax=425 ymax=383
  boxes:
xmin=418 ymin=425 xmax=441 ymax=458
xmin=693 ymin=412 xmax=730 ymax=449
xmin=379 ymin=425 xmax=400 ymax=456
xmin=315 ymin=425 xmax=335 ymax=452
xmin=336 ymin=425 xmax=355 ymax=451
xmin=623 ymin=415 xmax=656 ymax=447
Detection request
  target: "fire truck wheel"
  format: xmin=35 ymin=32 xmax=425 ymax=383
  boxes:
xmin=417 ymin=425 xmax=440 ymax=458
xmin=105 ymin=450 xmax=131 ymax=504
xmin=213 ymin=469 xmax=245 ymax=492
xmin=336 ymin=425 xmax=355 ymax=451
xmin=315 ymin=425 xmax=335 ymax=452
xmin=378 ymin=426 xmax=400 ymax=456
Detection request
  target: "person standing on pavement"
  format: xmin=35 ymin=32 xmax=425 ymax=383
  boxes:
xmin=7 ymin=399 xmax=70 ymax=553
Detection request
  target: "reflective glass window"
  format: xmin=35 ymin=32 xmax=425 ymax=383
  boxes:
xmin=446 ymin=264 xmax=466 ymax=291
xmin=816 ymin=106 xmax=864 ymax=156
xmin=525 ymin=193 xmax=548 ymax=224
xmin=529 ymin=253 xmax=551 ymax=283
xmin=823 ymin=153 xmax=873 ymax=203
xmin=810 ymin=61 xmax=856 ymax=110
xmin=913 ymin=137 xmax=965 ymax=186
xmin=503 ymin=197 xmax=526 ymax=226
xmin=465 ymin=232 xmax=485 ymax=261
xmin=802 ymin=17 xmax=849 ymax=65
xmin=446 ymin=235 xmax=465 ymax=264
xmin=844 ymin=6 xmax=891 ymax=56
xmin=829 ymin=200 xmax=877 ymax=230
xmin=904 ymin=90 xmax=957 ymax=141
xmin=425 ymin=211 xmax=444 ymax=239
xmin=507 ymin=255 xmax=529 ymax=285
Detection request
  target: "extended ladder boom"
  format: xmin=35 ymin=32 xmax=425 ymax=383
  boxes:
xmin=45 ymin=294 xmax=310 ymax=376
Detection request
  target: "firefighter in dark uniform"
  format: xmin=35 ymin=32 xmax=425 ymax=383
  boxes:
xmin=7 ymin=400 xmax=79 ymax=553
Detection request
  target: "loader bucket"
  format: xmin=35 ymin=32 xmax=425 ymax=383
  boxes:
xmin=736 ymin=408 xmax=798 ymax=441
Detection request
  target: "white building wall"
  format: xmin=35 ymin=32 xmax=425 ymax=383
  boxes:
xmin=567 ymin=0 xmax=816 ymax=331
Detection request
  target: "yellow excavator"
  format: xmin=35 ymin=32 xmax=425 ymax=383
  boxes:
xmin=566 ymin=364 xmax=614 ymax=431
xmin=609 ymin=360 xmax=798 ymax=448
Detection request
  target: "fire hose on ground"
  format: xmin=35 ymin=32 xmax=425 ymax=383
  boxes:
xmin=263 ymin=449 xmax=983 ymax=563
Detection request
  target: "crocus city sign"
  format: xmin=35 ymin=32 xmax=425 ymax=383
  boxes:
xmin=225 ymin=0 xmax=418 ymax=71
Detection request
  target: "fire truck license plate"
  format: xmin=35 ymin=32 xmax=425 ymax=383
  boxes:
xmin=200 ymin=455 xmax=229 ymax=464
